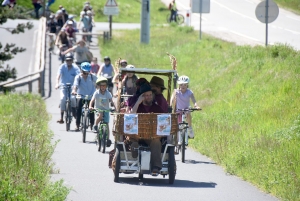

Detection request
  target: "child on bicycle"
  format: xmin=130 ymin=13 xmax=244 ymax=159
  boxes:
xmin=89 ymin=76 xmax=115 ymax=133
xmin=171 ymin=75 xmax=200 ymax=138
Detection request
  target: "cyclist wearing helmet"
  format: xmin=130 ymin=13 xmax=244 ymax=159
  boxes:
xmin=170 ymin=75 xmax=200 ymax=139
xmin=63 ymin=40 xmax=92 ymax=66
xmin=97 ymin=56 xmax=116 ymax=93
xmin=89 ymin=76 xmax=115 ymax=133
xmin=121 ymin=64 xmax=139 ymax=95
xmin=72 ymin=62 xmax=97 ymax=131
xmin=55 ymin=53 xmax=81 ymax=124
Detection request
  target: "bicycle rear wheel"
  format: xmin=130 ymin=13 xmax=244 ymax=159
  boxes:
xmin=181 ymin=130 xmax=186 ymax=163
xmin=82 ymin=110 xmax=88 ymax=143
xmin=177 ymin=14 xmax=184 ymax=25
xmin=65 ymin=101 xmax=71 ymax=131
xmin=101 ymin=125 xmax=107 ymax=153
xmin=97 ymin=126 xmax=102 ymax=152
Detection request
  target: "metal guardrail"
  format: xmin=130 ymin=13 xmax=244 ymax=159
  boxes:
xmin=0 ymin=17 xmax=46 ymax=95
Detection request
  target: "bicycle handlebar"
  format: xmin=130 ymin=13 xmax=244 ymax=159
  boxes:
xmin=176 ymin=108 xmax=202 ymax=112
xmin=90 ymin=108 xmax=115 ymax=113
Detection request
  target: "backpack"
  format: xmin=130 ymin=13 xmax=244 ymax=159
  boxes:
xmin=168 ymin=3 xmax=172 ymax=10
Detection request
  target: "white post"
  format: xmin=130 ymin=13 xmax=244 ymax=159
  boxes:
xmin=185 ymin=9 xmax=191 ymax=26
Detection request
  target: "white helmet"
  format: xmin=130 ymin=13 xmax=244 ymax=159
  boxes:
xmin=126 ymin=64 xmax=135 ymax=69
xmin=177 ymin=75 xmax=189 ymax=84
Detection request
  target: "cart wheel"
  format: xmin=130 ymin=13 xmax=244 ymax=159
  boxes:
xmin=138 ymin=173 xmax=143 ymax=180
xmin=168 ymin=146 xmax=176 ymax=184
xmin=114 ymin=147 xmax=120 ymax=183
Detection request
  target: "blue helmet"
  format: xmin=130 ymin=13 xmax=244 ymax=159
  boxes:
xmin=80 ymin=62 xmax=91 ymax=72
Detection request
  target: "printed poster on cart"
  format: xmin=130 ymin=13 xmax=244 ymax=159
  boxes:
xmin=124 ymin=114 xmax=138 ymax=134
xmin=157 ymin=114 xmax=171 ymax=136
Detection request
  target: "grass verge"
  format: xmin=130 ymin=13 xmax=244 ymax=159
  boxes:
xmin=98 ymin=25 xmax=300 ymax=201
xmin=0 ymin=93 xmax=69 ymax=201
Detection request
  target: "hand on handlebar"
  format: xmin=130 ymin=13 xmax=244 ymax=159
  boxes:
xmin=55 ymin=84 xmax=59 ymax=90
xmin=89 ymin=106 xmax=94 ymax=110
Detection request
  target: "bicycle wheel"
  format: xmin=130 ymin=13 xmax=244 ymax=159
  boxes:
xmin=168 ymin=146 xmax=176 ymax=184
xmin=82 ymin=110 xmax=88 ymax=143
xmin=181 ymin=130 xmax=186 ymax=163
xmin=65 ymin=101 xmax=71 ymax=131
xmin=97 ymin=126 xmax=102 ymax=152
xmin=114 ymin=145 xmax=121 ymax=183
xmin=166 ymin=13 xmax=171 ymax=23
xmin=177 ymin=14 xmax=184 ymax=25
xmin=101 ymin=125 xmax=107 ymax=153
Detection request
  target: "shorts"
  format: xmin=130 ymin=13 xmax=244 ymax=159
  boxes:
xmin=96 ymin=110 xmax=110 ymax=123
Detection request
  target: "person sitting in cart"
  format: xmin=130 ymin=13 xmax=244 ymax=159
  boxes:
xmin=150 ymin=76 xmax=168 ymax=113
xmin=126 ymin=78 xmax=149 ymax=112
xmin=130 ymin=83 xmax=166 ymax=174
xmin=89 ymin=76 xmax=116 ymax=133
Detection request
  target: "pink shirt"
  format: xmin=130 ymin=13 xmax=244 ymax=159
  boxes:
xmin=90 ymin=64 xmax=100 ymax=74
xmin=175 ymin=89 xmax=194 ymax=109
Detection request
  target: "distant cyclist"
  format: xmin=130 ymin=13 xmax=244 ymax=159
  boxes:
xmin=55 ymin=53 xmax=80 ymax=124
xmin=169 ymin=0 xmax=178 ymax=22
xmin=170 ymin=75 xmax=200 ymax=138
xmin=97 ymin=56 xmax=116 ymax=93
xmin=72 ymin=62 xmax=97 ymax=131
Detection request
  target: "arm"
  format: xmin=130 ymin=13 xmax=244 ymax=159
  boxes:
xmin=109 ymin=98 xmax=116 ymax=110
xmin=89 ymin=96 xmax=95 ymax=110
xmin=97 ymin=65 xmax=103 ymax=77
xmin=55 ymin=32 xmax=61 ymax=46
xmin=55 ymin=73 xmax=61 ymax=89
xmin=190 ymin=93 xmax=200 ymax=109
xmin=63 ymin=46 xmax=76 ymax=55
xmin=72 ymin=75 xmax=79 ymax=94
xmin=130 ymin=94 xmax=144 ymax=113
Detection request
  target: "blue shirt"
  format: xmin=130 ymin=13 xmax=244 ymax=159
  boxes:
xmin=73 ymin=74 xmax=97 ymax=98
xmin=57 ymin=63 xmax=80 ymax=86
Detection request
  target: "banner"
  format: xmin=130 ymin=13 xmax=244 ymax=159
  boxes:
xmin=124 ymin=114 xmax=138 ymax=134
xmin=157 ymin=114 xmax=171 ymax=136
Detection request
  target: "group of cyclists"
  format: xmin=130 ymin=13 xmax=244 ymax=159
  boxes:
xmin=46 ymin=2 xmax=95 ymax=62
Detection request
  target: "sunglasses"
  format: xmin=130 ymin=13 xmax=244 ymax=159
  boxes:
xmin=82 ymin=72 xmax=89 ymax=75
xmin=99 ymin=84 xmax=107 ymax=87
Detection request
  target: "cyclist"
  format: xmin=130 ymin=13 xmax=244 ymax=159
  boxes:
xmin=55 ymin=9 xmax=65 ymax=31
xmin=63 ymin=40 xmax=92 ymax=66
xmin=97 ymin=56 xmax=116 ymax=93
xmin=72 ymin=62 xmax=97 ymax=131
xmin=55 ymin=53 xmax=81 ymax=124
xmin=90 ymin=57 xmax=100 ymax=75
xmin=169 ymin=0 xmax=178 ymax=22
xmin=89 ymin=77 xmax=116 ymax=133
xmin=63 ymin=15 xmax=77 ymax=31
xmin=170 ymin=75 xmax=200 ymax=138
xmin=65 ymin=21 xmax=76 ymax=44
xmin=47 ymin=15 xmax=57 ymax=35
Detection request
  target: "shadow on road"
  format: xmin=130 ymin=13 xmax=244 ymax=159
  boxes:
xmin=184 ymin=160 xmax=216 ymax=165
xmin=118 ymin=177 xmax=217 ymax=188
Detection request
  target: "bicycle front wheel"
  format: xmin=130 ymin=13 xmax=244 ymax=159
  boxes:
xmin=97 ymin=126 xmax=102 ymax=152
xmin=101 ymin=125 xmax=107 ymax=153
xmin=177 ymin=14 xmax=185 ymax=25
xmin=181 ymin=130 xmax=186 ymax=163
xmin=82 ymin=110 xmax=88 ymax=143
xmin=65 ymin=101 xmax=71 ymax=131
xmin=166 ymin=13 xmax=171 ymax=23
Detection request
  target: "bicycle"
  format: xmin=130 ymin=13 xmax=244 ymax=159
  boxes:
xmin=77 ymin=94 xmax=91 ymax=143
xmin=47 ymin=33 xmax=57 ymax=55
xmin=93 ymin=108 xmax=114 ymax=153
xmin=176 ymin=108 xmax=201 ymax=163
xmin=61 ymin=83 xmax=73 ymax=131
xmin=166 ymin=12 xmax=184 ymax=25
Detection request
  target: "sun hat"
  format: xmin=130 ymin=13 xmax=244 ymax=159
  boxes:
xmin=150 ymin=76 xmax=166 ymax=89
xmin=139 ymin=83 xmax=152 ymax=94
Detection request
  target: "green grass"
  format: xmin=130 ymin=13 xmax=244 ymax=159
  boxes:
xmin=274 ymin=0 xmax=300 ymax=14
xmin=98 ymin=25 xmax=300 ymax=201
xmin=0 ymin=94 xmax=70 ymax=201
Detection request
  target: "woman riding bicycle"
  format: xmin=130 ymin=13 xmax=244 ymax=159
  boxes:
xmin=72 ymin=62 xmax=97 ymax=131
xmin=89 ymin=76 xmax=116 ymax=133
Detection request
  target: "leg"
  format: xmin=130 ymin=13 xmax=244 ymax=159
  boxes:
xmin=145 ymin=138 xmax=162 ymax=171
xmin=76 ymin=98 xmax=83 ymax=128
xmin=58 ymin=89 xmax=67 ymax=123
xmin=70 ymin=94 xmax=77 ymax=118
xmin=186 ymin=113 xmax=194 ymax=138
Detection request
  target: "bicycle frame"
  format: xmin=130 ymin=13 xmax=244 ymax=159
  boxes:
xmin=79 ymin=95 xmax=91 ymax=143
xmin=62 ymin=83 xmax=73 ymax=131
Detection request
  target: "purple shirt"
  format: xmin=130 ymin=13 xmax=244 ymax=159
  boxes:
xmin=137 ymin=103 xmax=165 ymax=113
xmin=175 ymin=89 xmax=193 ymax=109
xmin=154 ymin=94 xmax=168 ymax=113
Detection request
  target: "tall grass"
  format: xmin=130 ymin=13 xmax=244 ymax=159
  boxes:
xmin=98 ymin=25 xmax=300 ymax=200
xmin=0 ymin=94 xmax=69 ymax=200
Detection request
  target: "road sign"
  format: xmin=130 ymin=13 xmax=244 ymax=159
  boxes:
xmin=104 ymin=0 xmax=119 ymax=16
xmin=191 ymin=0 xmax=210 ymax=13
xmin=255 ymin=0 xmax=279 ymax=23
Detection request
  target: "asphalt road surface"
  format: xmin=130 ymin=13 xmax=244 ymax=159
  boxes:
xmin=162 ymin=0 xmax=300 ymax=50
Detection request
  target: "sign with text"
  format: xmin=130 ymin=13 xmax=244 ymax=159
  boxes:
xmin=104 ymin=0 xmax=119 ymax=15
xmin=192 ymin=0 xmax=210 ymax=13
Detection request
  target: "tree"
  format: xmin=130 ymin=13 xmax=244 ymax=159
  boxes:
xmin=0 ymin=6 xmax=33 ymax=83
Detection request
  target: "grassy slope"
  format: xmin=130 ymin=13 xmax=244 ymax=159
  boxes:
xmin=0 ymin=94 xmax=69 ymax=200
xmin=98 ymin=24 xmax=300 ymax=200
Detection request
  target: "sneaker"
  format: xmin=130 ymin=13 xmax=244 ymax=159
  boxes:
xmin=92 ymin=125 xmax=98 ymax=133
xmin=57 ymin=119 xmax=64 ymax=124
xmin=188 ymin=128 xmax=194 ymax=139
xmin=74 ymin=126 xmax=80 ymax=131
xmin=131 ymin=142 xmax=139 ymax=158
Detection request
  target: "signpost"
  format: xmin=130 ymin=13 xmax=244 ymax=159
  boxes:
xmin=104 ymin=0 xmax=119 ymax=38
xmin=191 ymin=0 xmax=210 ymax=40
xmin=255 ymin=0 xmax=279 ymax=46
